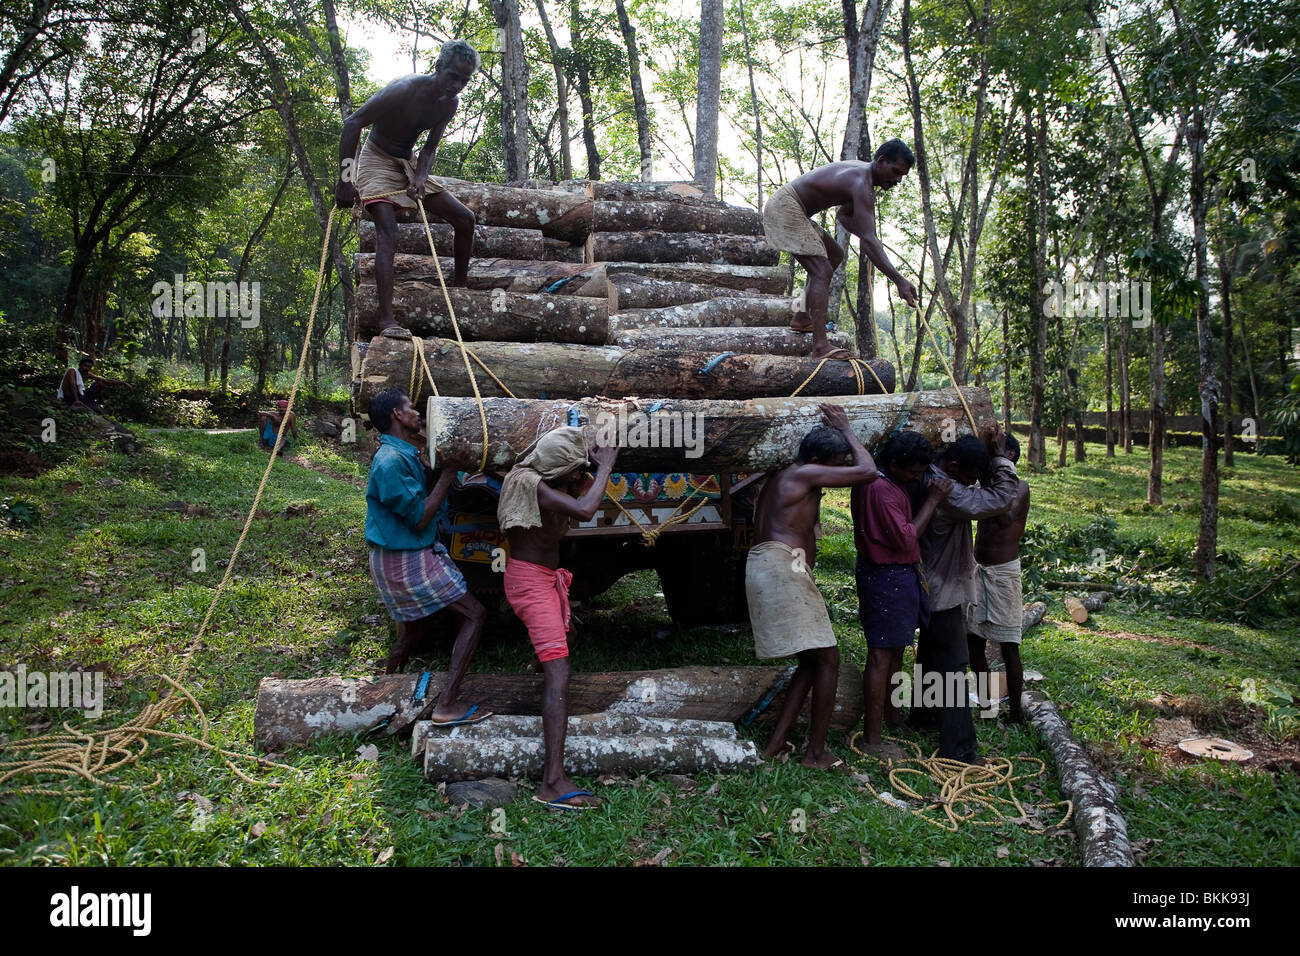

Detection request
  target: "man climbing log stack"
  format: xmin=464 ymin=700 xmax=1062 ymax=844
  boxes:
xmin=336 ymin=39 xmax=480 ymax=338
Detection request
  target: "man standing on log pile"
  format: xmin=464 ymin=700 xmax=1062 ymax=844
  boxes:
xmin=499 ymin=428 xmax=619 ymax=810
xmin=909 ymin=426 xmax=1017 ymax=764
xmin=762 ymin=139 xmax=920 ymax=361
xmin=336 ymin=40 xmax=480 ymax=338
xmin=746 ymin=404 xmax=878 ymax=769
xmin=364 ymin=389 xmax=490 ymax=727
xmin=967 ymin=434 xmax=1032 ymax=723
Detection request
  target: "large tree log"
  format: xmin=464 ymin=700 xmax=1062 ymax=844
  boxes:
xmin=610 ymin=274 xmax=782 ymax=310
xmin=603 ymin=260 xmax=791 ymax=294
xmin=356 ymin=335 xmax=895 ymax=408
xmin=588 ymin=230 xmax=779 ymax=266
xmin=422 ymin=734 xmax=759 ymax=782
xmin=610 ymin=297 xmax=793 ymax=331
xmin=422 ymin=389 xmax=993 ymax=473
xmin=356 ymin=283 xmax=610 ymax=344
xmin=358 ymin=220 xmax=543 ymax=258
xmin=613 ymin=326 xmax=852 ymax=357
xmin=253 ymin=664 xmax=864 ymax=751
xmin=592 ymin=199 xmax=763 ymax=236
xmin=578 ymin=180 xmax=710 ymax=203
xmin=444 ymin=181 xmax=591 ymax=243
xmin=411 ymin=714 xmax=738 ymax=758
xmin=355 ymin=255 xmax=609 ymax=296
xmin=544 ymin=238 xmax=585 ymax=262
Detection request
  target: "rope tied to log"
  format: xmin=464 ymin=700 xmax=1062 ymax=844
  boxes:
xmin=605 ymin=481 xmax=714 ymax=546
xmin=847 ymin=732 xmax=1074 ymax=833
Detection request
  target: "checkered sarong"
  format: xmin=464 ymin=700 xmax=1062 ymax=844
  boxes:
xmin=368 ymin=546 xmax=467 ymax=622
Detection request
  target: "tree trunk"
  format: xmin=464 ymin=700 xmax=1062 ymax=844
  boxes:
xmin=358 ymin=336 xmax=895 ymax=407
xmin=434 ymin=181 xmax=589 ymax=241
xmin=1220 ymin=241 xmax=1235 ymax=466
xmin=588 ymin=231 xmax=779 ymax=266
xmin=610 ymin=297 xmax=792 ymax=331
xmin=591 ymin=200 xmax=763 ymax=235
xmin=568 ymin=0 xmax=601 ymax=179
xmin=321 ymin=0 xmax=353 ymax=118
xmin=612 ymin=326 xmax=853 ymax=357
xmin=490 ymin=0 xmax=530 ymax=182
xmin=1002 ymin=308 xmax=1012 ymax=434
xmin=613 ymin=0 xmax=653 ymax=182
xmin=694 ymin=0 xmax=724 ymax=197
xmin=610 ymin=274 xmax=779 ymax=309
xmin=356 ymin=283 xmax=610 ymax=343
xmin=582 ymin=181 xmax=709 ymax=203
xmin=534 ymin=0 xmax=572 ymax=180
xmin=603 ymin=260 xmax=791 ymax=293
xmin=1027 ymin=102 xmax=1048 ymax=467
xmin=357 ymin=221 xmax=545 ymax=259
xmin=1189 ymin=105 xmax=1219 ymax=580
xmin=1119 ymin=301 xmax=1132 ymax=453
xmin=1105 ymin=315 xmax=1114 ymax=456
xmin=737 ymin=0 xmax=763 ymax=205
xmin=356 ymin=254 xmax=608 ymax=295
xmin=421 ymin=389 xmax=987 ymax=475
xmin=411 ymin=713 xmax=739 ymax=755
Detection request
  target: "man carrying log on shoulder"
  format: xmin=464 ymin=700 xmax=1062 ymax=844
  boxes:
xmin=762 ymin=139 xmax=920 ymax=361
xmin=498 ymin=427 xmax=619 ymax=810
xmin=336 ymin=39 xmax=480 ymax=338
xmin=909 ymin=425 xmax=1018 ymax=764
xmin=746 ymin=404 xmax=878 ymax=769
xmin=365 ymin=389 xmax=489 ymax=728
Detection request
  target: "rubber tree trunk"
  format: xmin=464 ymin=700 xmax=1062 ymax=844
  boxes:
xmin=694 ymin=0 xmax=724 ymax=197
xmin=534 ymin=0 xmax=572 ymax=180
xmin=568 ymin=0 xmax=601 ymax=179
xmin=355 ymin=283 xmax=610 ymax=343
xmin=490 ymin=0 xmax=530 ymax=182
xmin=613 ymin=0 xmax=653 ymax=181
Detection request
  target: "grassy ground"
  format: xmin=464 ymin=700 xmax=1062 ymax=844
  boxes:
xmin=1 ymin=424 xmax=1296 ymax=866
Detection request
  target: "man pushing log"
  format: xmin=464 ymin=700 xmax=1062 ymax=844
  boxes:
xmin=762 ymin=139 xmax=920 ymax=361
xmin=336 ymin=40 xmax=480 ymax=338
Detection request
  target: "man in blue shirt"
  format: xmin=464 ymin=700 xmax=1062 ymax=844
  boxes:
xmin=366 ymin=388 xmax=488 ymax=726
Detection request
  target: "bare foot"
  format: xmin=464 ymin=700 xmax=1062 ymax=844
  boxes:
xmin=428 ymin=700 xmax=486 ymax=725
xmin=761 ymin=738 xmax=794 ymax=759
xmin=810 ymin=345 xmax=852 ymax=361
xmin=800 ymin=748 xmax=843 ymax=771
xmin=538 ymin=778 xmax=600 ymax=808
xmin=378 ymin=322 xmax=412 ymax=338
xmin=789 ymin=318 xmax=814 ymax=333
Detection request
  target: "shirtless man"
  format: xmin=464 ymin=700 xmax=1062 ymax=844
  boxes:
xmin=967 ymin=434 xmax=1032 ymax=722
xmin=256 ymin=400 xmax=298 ymax=453
xmin=746 ymin=404 xmax=878 ymax=768
xmin=336 ymin=39 xmax=479 ymax=337
xmin=762 ymin=139 xmax=920 ymax=360
xmin=499 ymin=428 xmax=619 ymax=809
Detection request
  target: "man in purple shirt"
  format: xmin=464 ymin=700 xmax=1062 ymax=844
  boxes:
xmin=910 ymin=425 xmax=1017 ymax=764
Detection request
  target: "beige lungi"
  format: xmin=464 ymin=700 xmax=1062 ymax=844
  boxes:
xmin=354 ymin=137 xmax=445 ymax=210
xmin=762 ymin=183 xmax=830 ymax=258
xmin=966 ymin=557 xmax=1024 ymax=644
xmin=745 ymin=540 xmax=838 ymax=660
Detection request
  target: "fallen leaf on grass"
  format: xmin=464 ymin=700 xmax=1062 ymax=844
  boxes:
xmin=996 ymin=845 xmax=1010 ymax=859
xmin=356 ymin=744 xmax=379 ymax=762
xmin=494 ymin=843 xmax=505 ymax=866
xmin=511 ymin=851 xmax=526 ymax=867
xmin=375 ymin=846 xmax=394 ymax=865
xmin=250 ymin=821 xmax=267 ymax=839
xmin=703 ymin=781 xmax=720 ymax=797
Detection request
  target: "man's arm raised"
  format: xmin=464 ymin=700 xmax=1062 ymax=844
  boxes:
xmin=793 ymin=403 xmax=879 ymax=489
xmin=535 ymin=441 xmax=619 ymax=522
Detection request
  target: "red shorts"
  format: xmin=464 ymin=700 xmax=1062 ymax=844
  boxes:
xmin=504 ymin=559 xmax=573 ymax=663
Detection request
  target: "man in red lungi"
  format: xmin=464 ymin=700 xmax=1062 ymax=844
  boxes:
xmin=498 ymin=427 xmax=618 ymax=810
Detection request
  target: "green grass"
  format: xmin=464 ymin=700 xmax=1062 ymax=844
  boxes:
xmin=1 ymin=429 xmax=1296 ymax=866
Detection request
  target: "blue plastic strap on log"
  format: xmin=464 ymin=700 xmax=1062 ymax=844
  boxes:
xmin=545 ymin=279 xmax=568 ymax=293
xmin=700 ymin=352 xmax=735 ymax=375
xmin=740 ymin=664 xmax=799 ymax=727
xmin=412 ymin=671 xmax=432 ymax=704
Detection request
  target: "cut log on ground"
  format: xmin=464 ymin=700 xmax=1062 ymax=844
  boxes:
xmin=612 ymin=326 xmax=852 ymax=357
xmin=592 ymin=200 xmax=763 ymax=236
xmin=253 ymin=664 xmax=864 ymax=751
xmin=355 ymin=255 xmax=609 ymax=297
xmin=1021 ymin=601 xmax=1047 ymax=634
xmin=587 ymin=231 xmax=779 ymax=266
xmin=423 ymin=388 xmax=992 ymax=473
xmin=610 ymin=297 xmax=793 ymax=332
xmin=422 ymin=734 xmax=759 ymax=782
xmin=357 ymin=220 xmax=543 ymax=259
xmin=603 ymin=260 xmax=791 ymax=294
xmin=610 ymin=274 xmax=782 ymax=310
xmin=356 ymin=335 xmax=895 ymax=408
xmin=356 ymin=283 xmax=610 ymax=344
xmin=442 ymin=181 xmax=590 ymax=243
xmin=411 ymin=714 xmax=738 ymax=758
xmin=1024 ymin=690 xmax=1134 ymax=866
xmin=1064 ymin=591 xmax=1111 ymax=624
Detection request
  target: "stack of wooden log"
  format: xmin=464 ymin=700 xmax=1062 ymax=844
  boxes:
xmin=352 ymin=178 xmax=865 ymax=414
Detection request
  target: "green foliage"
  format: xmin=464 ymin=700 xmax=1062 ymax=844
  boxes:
xmin=1262 ymin=374 xmax=1300 ymax=465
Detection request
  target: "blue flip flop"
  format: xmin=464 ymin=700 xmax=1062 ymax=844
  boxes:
xmin=429 ymin=704 xmax=493 ymax=727
xmin=532 ymin=789 xmax=598 ymax=811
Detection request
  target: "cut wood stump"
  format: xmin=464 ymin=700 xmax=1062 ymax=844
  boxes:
xmin=423 ymin=389 xmax=991 ymax=473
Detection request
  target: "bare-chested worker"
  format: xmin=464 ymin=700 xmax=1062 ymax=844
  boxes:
xmin=746 ymin=404 xmax=878 ymax=769
xmin=967 ymin=433 xmax=1032 ymax=723
xmin=498 ymin=428 xmax=619 ymax=810
xmin=762 ymin=139 xmax=920 ymax=360
xmin=336 ymin=40 xmax=480 ymax=337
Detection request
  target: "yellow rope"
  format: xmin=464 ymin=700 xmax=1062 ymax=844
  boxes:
xmin=914 ymin=305 xmax=978 ymax=432
xmin=606 ymin=481 xmax=714 ymax=546
xmin=0 ymin=202 xmax=347 ymax=796
xmin=847 ymin=732 xmax=1073 ymax=833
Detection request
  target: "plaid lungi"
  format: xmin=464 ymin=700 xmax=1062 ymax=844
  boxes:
xmin=368 ymin=545 xmax=468 ymax=622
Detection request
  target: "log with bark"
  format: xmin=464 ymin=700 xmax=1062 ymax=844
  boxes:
xmin=592 ymin=200 xmax=763 ymax=236
xmin=411 ymin=714 xmax=738 ymax=758
xmin=610 ymin=274 xmax=782 ymax=310
xmin=356 ymin=283 xmax=610 ymax=344
xmin=421 ymin=388 xmax=992 ymax=474
xmin=587 ymin=230 xmax=779 ymax=266
xmin=603 ymin=260 xmax=791 ymax=294
xmin=422 ymin=733 xmax=759 ymax=782
xmin=355 ymin=254 xmax=609 ymax=297
xmin=579 ymin=180 xmax=710 ymax=203
xmin=441 ymin=181 xmax=591 ymax=243
xmin=357 ymin=220 xmax=544 ymax=259
xmin=609 ymin=297 xmax=793 ymax=332
xmin=253 ymin=663 xmax=865 ymax=751
xmin=612 ymin=326 xmax=852 ymax=357
xmin=356 ymin=335 xmax=895 ymax=408
xmin=544 ymin=238 xmax=585 ymax=262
